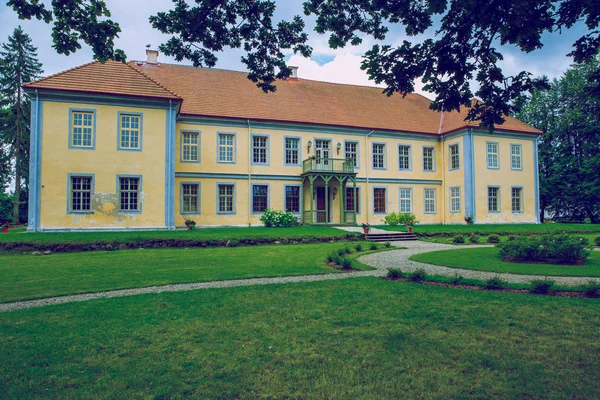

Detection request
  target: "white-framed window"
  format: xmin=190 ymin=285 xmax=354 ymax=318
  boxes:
xmin=70 ymin=175 xmax=93 ymax=212
xmin=119 ymin=114 xmax=141 ymax=150
xmin=315 ymin=139 xmax=331 ymax=164
xmin=252 ymin=135 xmax=268 ymax=164
xmin=423 ymin=147 xmax=434 ymax=171
xmin=373 ymin=188 xmax=387 ymax=213
xmin=70 ymin=110 xmax=94 ymax=148
xmin=181 ymin=131 xmax=200 ymax=162
xmin=510 ymin=144 xmax=522 ymax=170
xmin=450 ymin=187 xmax=461 ymax=213
xmin=450 ymin=144 xmax=460 ymax=170
xmin=252 ymin=184 xmax=268 ymax=213
xmin=218 ymin=183 xmax=235 ymax=213
xmin=218 ymin=133 xmax=235 ymax=163
xmin=487 ymin=142 xmax=499 ymax=169
xmin=398 ymin=145 xmax=411 ymax=170
xmin=488 ymin=186 xmax=500 ymax=212
xmin=399 ymin=188 xmax=412 ymax=213
xmin=512 ymin=187 xmax=523 ymax=213
xmin=284 ymin=137 xmax=299 ymax=165
xmin=372 ymin=143 xmax=385 ymax=169
xmin=181 ymin=183 xmax=200 ymax=214
xmin=119 ymin=177 xmax=140 ymax=212
xmin=424 ymin=188 xmax=436 ymax=214
xmin=345 ymin=187 xmax=360 ymax=213
xmin=285 ymin=185 xmax=301 ymax=213
xmin=345 ymin=141 xmax=358 ymax=167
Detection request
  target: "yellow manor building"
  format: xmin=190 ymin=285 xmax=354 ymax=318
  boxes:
xmin=23 ymin=50 xmax=541 ymax=231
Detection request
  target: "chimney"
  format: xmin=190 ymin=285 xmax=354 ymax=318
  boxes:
xmin=289 ymin=66 xmax=299 ymax=80
xmin=146 ymin=49 xmax=159 ymax=64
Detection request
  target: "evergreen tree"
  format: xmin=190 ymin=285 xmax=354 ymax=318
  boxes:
xmin=0 ymin=26 xmax=43 ymax=224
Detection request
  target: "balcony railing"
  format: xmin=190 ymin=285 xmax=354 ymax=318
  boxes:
xmin=302 ymin=158 xmax=355 ymax=174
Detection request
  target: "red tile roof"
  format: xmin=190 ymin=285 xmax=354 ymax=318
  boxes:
xmin=23 ymin=60 xmax=180 ymax=100
xmin=24 ymin=59 xmax=540 ymax=135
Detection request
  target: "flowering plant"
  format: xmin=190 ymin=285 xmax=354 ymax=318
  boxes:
xmin=361 ymin=222 xmax=371 ymax=229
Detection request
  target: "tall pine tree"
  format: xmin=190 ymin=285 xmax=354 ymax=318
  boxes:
xmin=0 ymin=26 xmax=43 ymax=224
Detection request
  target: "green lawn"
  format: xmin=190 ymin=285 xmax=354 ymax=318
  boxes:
xmin=0 ymin=243 xmax=376 ymax=303
xmin=378 ymin=223 xmax=600 ymax=235
xmin=1 ymin=278 xmax=599 ymax=398
xmin=411 ymin=247 xmax=600 ymax=277
xmin=0 ymin=225 xmax=352 ymax=244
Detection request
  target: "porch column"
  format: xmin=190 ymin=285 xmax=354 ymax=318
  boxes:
xmin=323 ymin=175 xmax=332 ymax=223
xmin=340 ymin=180 xmax=345 ymax=225
xmin=309 ymin=176 xmax=315 ymax=224
xmin=353 ymin=177 xmax=357 ymax=225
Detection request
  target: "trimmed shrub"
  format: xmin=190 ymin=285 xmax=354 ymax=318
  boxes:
xmin=487 ymin=234 xmax=500 ymax=244
xmin=382 ymin=212 xmax=419 ymax=226
xmin=387 ymin=268 xmax=404 ymax=280
xmin=337 ymin=249 xmax=346 ymax=256
xmin=453 ymin=235 xmax=466 ymax=244
xmin=468 ymin=234 xmax=480 ymax=244
xmin=507 ymin=235 xmax=517 ymax=241
xmin=498 ymin=234 xmax=591 ymax=264
xmin=355 ymin=243 xmax=363 ymax=252
xmin=341 ymin=257 xmax=354 ymax=269
xmin=382 ymin=212 xmax=401 ymax=226
xmin=595 ymin=236 xmax=600 ymax=246
xmin=384 ymin=241 xmax=392 ymax=248
xmin=484 ymin=276 xmax=506 ymax=290
xmin=581 ymin=281 xmax=600 ymax=298
xmin=408 ymin=268 xmax=427 ymax=282
xmin=530 ymin=279 xmax=555 ymax=294
xmin=450 ymin=273 xmax=464 ymax=285
xmin=344 ymin=246 xmax=352 ymax=254
xmin=370 ymin=243 xmax=378 ymax=250
xmin=259 ymin=209 xmax=297 ymax=227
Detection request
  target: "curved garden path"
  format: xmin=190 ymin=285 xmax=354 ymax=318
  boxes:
xmin=1 ymin=242 xmax=598 ymax=313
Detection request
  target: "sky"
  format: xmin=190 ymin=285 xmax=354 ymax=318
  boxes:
xmin=0 ymin=0 xmax=591 ymax=99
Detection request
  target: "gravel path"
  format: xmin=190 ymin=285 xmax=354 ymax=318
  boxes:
xmin=1 ymin=241 xmax=598 ymax=313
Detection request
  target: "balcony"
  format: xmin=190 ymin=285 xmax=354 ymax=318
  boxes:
xmin=301 ymin=158 xmax=355 ymax=175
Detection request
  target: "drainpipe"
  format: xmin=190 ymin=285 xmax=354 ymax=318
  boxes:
xmin=364 ymin=129 xmax=375 ymax=224
xmin=438 ymin=112 xmax=445 ymax=225
xmin=247 ymin=119 xmax=252 ymax=227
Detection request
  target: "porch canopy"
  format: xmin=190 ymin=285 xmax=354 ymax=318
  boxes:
xmin=301 ymin=157 xmax=358 ymax=225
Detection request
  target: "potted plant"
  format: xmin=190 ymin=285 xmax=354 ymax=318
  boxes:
xmin=1 ymin=222 xmax=10 ymax=234
xmin=398 ymin=213 xmax=418 ymax=233
xmin=464 ymin=215 xmax=473 ymax=225
xmin=361 ymin=222 xmax=371 ymax=234
xmin=184 ymin=219 xmax=196 ymax=230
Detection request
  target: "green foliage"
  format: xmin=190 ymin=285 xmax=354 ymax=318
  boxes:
xmin=595 ymin=236 xmax=600 ymax=246
xmin=484 ymin=276 xmax=506 ymax=290
xmin=386 ymin=268 xmax=404 ymax=280
xmin=507 ymin=235 xmax=517 ymax=241
xmin=530 ymin=279 xmax=556 ymax=294
xmin=581 ymin=281 xmax=600 ymax=298
xmin=369 ymin=243 xmax=378 ymax=250
xmin=344 ymin=246 xmax=352 ymax=254
xmin=453 ymin=235 xmax=465 ymax=244
xmin=450 ymin=273 xmax=464 ymax=285
xmin=355 ymin=243 xmax=363 ymax=252
xmin=384 ymin=241 xmax=391 ymax=248
xmin=487 ymin=234 xmax=500 ymax=244
xmin=259 ymin=209 xmax=296 ymax=227
xmin=337 ymin=248 xmax=345 ymax=257
xmin=498 ymin=234 xmax=591 ymax=264
xmin=468 ymin=234 xmax=479 ymax=244
xmin=408 ymin=268 xmax=427 ymax=282
xmin=382 ymin=212 xmax=419 ymax=226
xmin=341 ymin=258 xmax=354 ymax=270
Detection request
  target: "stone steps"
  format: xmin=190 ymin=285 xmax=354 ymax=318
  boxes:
xmin=365 ymin=232 xmax=419 ymax=242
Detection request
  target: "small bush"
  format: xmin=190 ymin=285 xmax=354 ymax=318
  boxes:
xmin=484 ymin=276 xmax=506 ymax=290
xmin=382 ymin=212 xmax=419 ymax=226
xmin=387 ymin=268 xmax=404 ymax=280
xmin=326 ymin=253 xmax=335 ymax=263
xmin=450 ymin=273 xmax=464 ymax=285
xmin=384 ymin=241 xmax=392 ymax=248
xmin=341 ymin=258 xmax=354 ymax=269
xmin=487 ymin=234 xmax=500 ymax=244
xmin=408 ymin=268 xmax=427 ymax=282
xmin=370 ymin=243 xmax=378 ymax=250
xmin=328 ymin=253 xmax=343 ymax=266
xmin=382 ymin=212 xmax=401 ymax=226
xmin=337 ymin=249 xmax=346 ymax=256
xmin=595 ymin=236 xmax=600 ymax=246
xmin=498 ymin=234 xmax=591 ymax=264
xmin=581 ymin=281 xmax=600 ymax=298
xmin=259 ymin=209 xmax=297 ymax=227
xmin=507 ymin=235 xmax=517 ymax=241
xmin=355 ymin=243 xmax=363 ymax=252
xmin=453 ymin=235 xmax=466 ymax=244
xmin=530 ymin=279 xmax=555 ymax=294
xmin=468 ymin=234 xmax=480 ymax=244
xmin=344 ymin=246 xmax=352 ymax=254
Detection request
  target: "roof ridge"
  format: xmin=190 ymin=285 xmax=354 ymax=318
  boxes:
xmin=125 ymin=62 xmax=181 ymax=99
xmin=23 ymin=60 xmax=99 ymax=87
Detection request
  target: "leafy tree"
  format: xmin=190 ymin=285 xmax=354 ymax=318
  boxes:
xmin=0 ymin=26 xmax=43 ymax=224
xmin=518 ymin=59 xmax=600 ymax=223
xmin=8 ymin=0 xmax=600 ymax=128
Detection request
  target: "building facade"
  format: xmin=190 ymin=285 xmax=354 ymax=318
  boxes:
xmin=23 ymin=51 xmax=540 ymax=231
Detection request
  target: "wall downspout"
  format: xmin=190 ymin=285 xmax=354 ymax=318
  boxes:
xmin=247 ymin=119 xmax=252 ymax=227
xmin=364 ymin=129 xmax=375 ymax=223
xmin=438 ymin=112 xmax=445 ymax=225
xmin=28 ymin=90 xmax=39 ymax=232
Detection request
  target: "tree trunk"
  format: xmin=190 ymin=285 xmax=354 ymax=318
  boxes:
xmin=13 ymin=80 xmax=22 ymax=224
